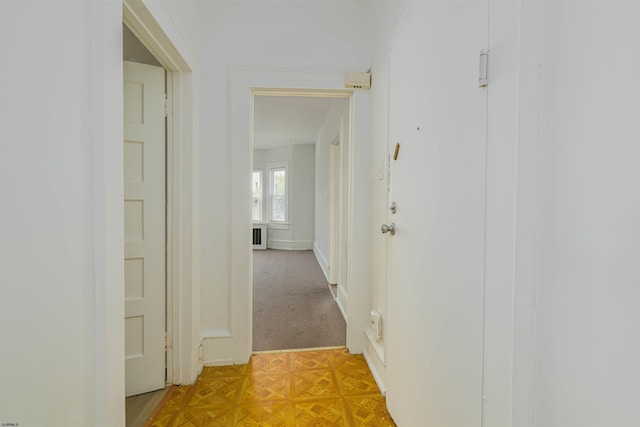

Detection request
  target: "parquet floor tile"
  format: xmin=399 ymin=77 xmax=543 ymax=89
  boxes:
xmin=151 ymin=411 xmax=176 ymax=427
xmin=293 ymin=398 xmax=347 ymax=426
xmin=343 ymin=396 xmax=395 ymax=427
xmin=200 ymin=364 xmax=249 ymax=380
xmin=187 ymin=377 xmax=244 ymax=409
xmin=241 ymin=373 xmax=290 ymax=403
xmin=236 ymin=401 xmax=292 ymax=426
xmin=174 ymin=408 xmax=236 ymax=427
xmin=148 ymin=348 xmax=396 ymax=426
xmin=334 ymin=368 xmax=380 ymax=397
xmin=250 ymin=352 xmax=290 ymax=375
xmin=291 ymin=369 xmax=340 ymax=400
xmin=163 ymin=386 xmax=190 ymax=412
xmin=290 ymin=350 xmax=332 ymax=371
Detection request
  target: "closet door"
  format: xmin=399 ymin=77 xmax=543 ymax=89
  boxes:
xmin=124 ymin=60 xmax=166 ymax=397
xmin=385 ymin=2 xmax=489 ymax=425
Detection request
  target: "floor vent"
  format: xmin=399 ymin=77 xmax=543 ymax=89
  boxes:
xmin=252 ymin=224 xmax=267 ymax=250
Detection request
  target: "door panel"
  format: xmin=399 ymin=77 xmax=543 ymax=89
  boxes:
xmin=124 ymin=60 xmax=166 ymax=397
xmin=385 ymin=3 xmax=488 ymax=425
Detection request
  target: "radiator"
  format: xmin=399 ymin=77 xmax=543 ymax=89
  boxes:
xmin=252 ymin=224 xmax=267 ymax=250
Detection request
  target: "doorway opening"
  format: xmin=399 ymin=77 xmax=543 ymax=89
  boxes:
xmin=119 ymin=1 xmax=196 ymax=425
xmin=123 ymin=22 xmax=170 ymax=426
xmin=251 ymin=91 xmax=351 ymax=353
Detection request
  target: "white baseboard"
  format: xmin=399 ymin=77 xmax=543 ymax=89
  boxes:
xmin=201 ymin=336 xmax=251 ymax=368
xmin=363 ymin=339 xmax=386 ymax=396
xmin=336 ymin=285 xmax=347 ymax=321
xmin=203 ymin=358 xmax=235 ymax=367
xmin=268 ymin=239 xmax=313 ymax=250
xmin=365 ymin=329 xmax=385 ymax=365
xmin=313 ymin=242 xmax=330 ymax=281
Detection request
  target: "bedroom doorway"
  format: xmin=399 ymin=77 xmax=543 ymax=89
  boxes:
xmin=251 ymin=92 xmax=350 ymax=352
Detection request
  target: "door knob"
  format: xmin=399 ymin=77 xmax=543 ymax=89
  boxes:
xmin=381 ymin=223 xmax=395 ymax=235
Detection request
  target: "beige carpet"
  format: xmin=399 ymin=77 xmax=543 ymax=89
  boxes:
xmin=252 ymin=249 xmax=346 ymax=351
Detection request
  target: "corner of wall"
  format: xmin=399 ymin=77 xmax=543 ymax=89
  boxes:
xmin=313 ymin=241 xmax=330 ymax=281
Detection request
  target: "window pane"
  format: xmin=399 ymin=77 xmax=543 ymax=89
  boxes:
xmin=271 ymin=195 xmax=285 ymax=222
xmin=273 ymin=170 xmax=285 ymax=196
xmin=269 ymin=167 xmax=286 ymax=222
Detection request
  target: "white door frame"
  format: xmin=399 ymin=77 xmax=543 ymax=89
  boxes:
xmin=328 ymin=138 xmax=340 ymax=286
xmin=212 ymin=69 xmax=372 ymax=364
xmin=123 ymin=0 xmax=198 ymax=386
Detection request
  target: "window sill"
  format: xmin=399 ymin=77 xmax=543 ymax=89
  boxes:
xmin=268 ymin=222 xmax=290 ymax=230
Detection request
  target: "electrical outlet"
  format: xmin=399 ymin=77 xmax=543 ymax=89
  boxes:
xmin=370 ymin=310 xmax=383 ymax=340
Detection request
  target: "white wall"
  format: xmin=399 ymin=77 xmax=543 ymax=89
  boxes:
xmin=314 ymin=98 xmax=349 ymax=279
xmin=291 ymin=145 xmax=315 ymax=248
xmin=1 ymin=0 xmax=201 ymax=424
xmin=1 ymin=2 xmax=123 ymax=425
xmin=123 ymin=25 xmax=161 ymax=66
xmin=198 ymin=1 xmax=371 ymax=361
xmin=253 ymin=145 xmax=315 ymax=250
xmin=366 ymin=1 xmax=640 ymax=424
xmin=517 ymin=1 xmax=640 ymax=424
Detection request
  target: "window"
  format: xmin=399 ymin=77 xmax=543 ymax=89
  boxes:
xmin=252 ymin=170 xmax=262 ymax=222
xmin=269 ymin=166 xmax=287 ymax=222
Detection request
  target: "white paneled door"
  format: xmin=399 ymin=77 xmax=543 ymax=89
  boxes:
xmin=385 ymin=2 xmax=489 ymax=425
xmin=124 ymin=61 xmax=166 ymax=397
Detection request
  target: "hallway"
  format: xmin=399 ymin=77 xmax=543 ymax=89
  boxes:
xmin=148 ymin=348 xmax=395 ymax=426
xmin=3 ymin=1 xmax=640 ymax=425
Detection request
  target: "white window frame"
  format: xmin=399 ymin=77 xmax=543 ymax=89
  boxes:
xmin=267 ymin=162 xmax=289 ymax=227
xmin=252 ymin=170 xmax=263 ymax=223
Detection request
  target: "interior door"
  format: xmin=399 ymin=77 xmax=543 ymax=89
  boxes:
xmin=123 ymin=60 xmax=166 ymax=397
xmin=385 ymin=2 xmax=489 ymax=425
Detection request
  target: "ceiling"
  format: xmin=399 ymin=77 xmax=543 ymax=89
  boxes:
xmin=253 ymin=96 xmax=333 ymax=150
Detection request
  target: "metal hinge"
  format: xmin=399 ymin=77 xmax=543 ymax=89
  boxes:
xmin=164 ymin=331 xmax=171 ymax=351
xmin=479 ymin=49 xmax=489 ymax=87
xmin=164 ymin=94 xmax=171 ymax=117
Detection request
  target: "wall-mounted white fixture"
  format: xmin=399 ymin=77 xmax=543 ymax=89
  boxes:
xmin=345 ymin=72 xmax=371 ymax=89
xmin=370 ymin=310 xmax=383 ymax=340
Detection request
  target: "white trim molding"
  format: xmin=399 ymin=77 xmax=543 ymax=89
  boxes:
xmin=268 ymin=239 xmax=313 ymax=251
xmin=336 ymin=285 xmax=348 ymax=321
xmin=220 ymin=68 xmax=372 ymax=367
xmin=313 ymin=241 xmax=330 ymax=282
xmin=123 ymin=0 xmax=200 ymax=387
xmin=363 ymin=343 xmax=387 ymax=396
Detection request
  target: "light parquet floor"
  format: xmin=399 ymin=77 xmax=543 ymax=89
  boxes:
xmin=149 ymin=348 xmax=396 ymax=426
